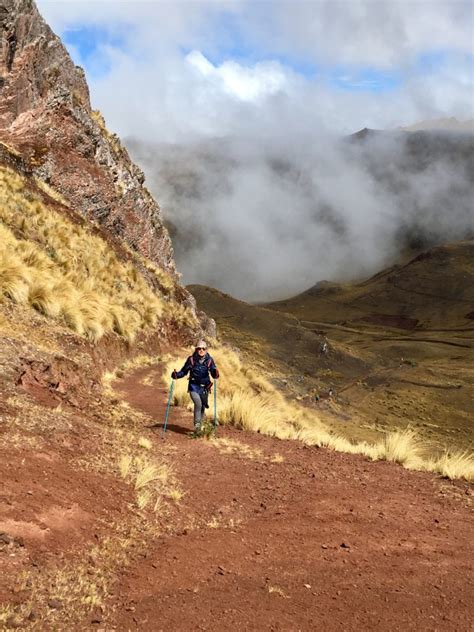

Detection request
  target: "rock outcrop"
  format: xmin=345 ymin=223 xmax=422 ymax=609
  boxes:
xmin=0 ymin=0 xmax=214 ymax=338
xmin=0 ymin=0 xmax=171 ymax=270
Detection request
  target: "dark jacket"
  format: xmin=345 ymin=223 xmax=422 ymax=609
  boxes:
xmin=174 ymin=352 xmax=219 ymax=393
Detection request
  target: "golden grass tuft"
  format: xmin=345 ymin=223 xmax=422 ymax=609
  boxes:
xmin=268 ymin=585 xmax=289 ymax=598
xmin=119 ymin=454 xmax=133 ymax=478
xmin=118 ymin=452 xmax=181 ymax=510
xmin=377 ymin=428 xmax=423 ymax=467
xmin=426 ymin=450 xmax=474 ymax=481
xmin=0 ymin=165 xmax=187 ymax=343
xmin=135 ymin=462 xmax=160 ymax=490
xmin=167 ymin=487 xmax=185 ymax=503
xmin=137 ymin=488 xmax=153 ymax=510
xmin=138 ymin=437 xmax=152 ymax=450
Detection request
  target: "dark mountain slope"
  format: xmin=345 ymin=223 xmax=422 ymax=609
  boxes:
xmin=190 ymin=241 xmax=474 ymax=450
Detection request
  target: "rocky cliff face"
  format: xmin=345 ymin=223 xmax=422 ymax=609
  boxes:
xmin=0 ymin=0 xmax=214 ymax=337
xmin=0 ymin=0 xmax=173 ymax=271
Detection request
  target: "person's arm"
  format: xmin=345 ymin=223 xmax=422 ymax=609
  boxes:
xmin=171 ymin=357 xmax=192 ymax=379
xmin=209 ymin=357 xmax=219 ymax=379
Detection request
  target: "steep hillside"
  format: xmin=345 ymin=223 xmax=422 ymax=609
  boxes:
xmin=0 ymin=0 xmax=167 ymax=264
xmin=190 ymin=241 xmax=474 ymax=451
xmin=0 ymin=0 xmax=215 ymax=429
xmin=271 ymin=240 xmax=474 ymax=328
xmin=0 ymin=0 xmax=213 ymax=337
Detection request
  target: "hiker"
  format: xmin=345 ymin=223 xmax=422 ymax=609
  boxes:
xmin=171 ymin=340 xmax=219 ymax=434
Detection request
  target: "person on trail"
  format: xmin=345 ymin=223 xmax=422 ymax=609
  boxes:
xmin=171 ymin=340 xmax=219 ymax=435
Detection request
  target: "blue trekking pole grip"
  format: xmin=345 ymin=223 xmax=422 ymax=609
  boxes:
xmin=213 ymin=378 xmax=218 ymax=432
xmin=163 ymin=379 xmax=175 ymax=435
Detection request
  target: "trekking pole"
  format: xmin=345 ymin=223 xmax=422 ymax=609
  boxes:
xmin=213 ymin=378 xmax=218 ymax=434
xmin=162 ymin=379 xmax=175 ymax=435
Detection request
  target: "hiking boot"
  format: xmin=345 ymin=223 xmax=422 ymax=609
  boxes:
xmin=191 ymin=426 xmax=202 ymax=438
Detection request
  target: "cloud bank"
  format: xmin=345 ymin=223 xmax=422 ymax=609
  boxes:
xmin=128 ymin=131 xmax=474 ymax=301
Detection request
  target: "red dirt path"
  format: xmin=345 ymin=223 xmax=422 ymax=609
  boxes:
xmin=110 ymin=366 xmax=473 ymax=631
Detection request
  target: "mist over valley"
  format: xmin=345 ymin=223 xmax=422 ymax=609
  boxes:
xmin=127 ymin=128 xmax=474 ymax=301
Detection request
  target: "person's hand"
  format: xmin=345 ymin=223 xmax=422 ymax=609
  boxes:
xmin=171 ymin=370 xmax=178 ymax=379
xmin=214 ymin=368 xmax=219 ymax=379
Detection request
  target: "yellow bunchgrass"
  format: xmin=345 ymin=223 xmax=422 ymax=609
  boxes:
xmin=167 ymin=487 xmax=185 ymax=503
xmin=378 ymin=428 xmax=423 ymax=468
xmin=164 ymin=344 xmax=473 ymax=481
xmin=0 ymin=166 xmax=189 ymax=342
xmin=138 ymin=437 xmax=152 ymax=450
xmin=137 ymin=488 xmax=153 ymax=510
xmin=119 ymin=452 xmax=179 ymax=510
xmin=425 ymin=450 xmax=474 ymax=481
xmin=135 ymin=462 xmax=160 ymax=490
xmin=119 ymin=454 xmax=132 ymax=478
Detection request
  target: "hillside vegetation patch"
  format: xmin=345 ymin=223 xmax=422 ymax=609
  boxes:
xmin=0 ymin=166 xmax=195 ymax=342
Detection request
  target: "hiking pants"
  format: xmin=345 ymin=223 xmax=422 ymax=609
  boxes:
xmin=190 ymin=391 xmax=205 ymax=428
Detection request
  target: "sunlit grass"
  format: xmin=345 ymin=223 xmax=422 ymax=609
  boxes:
xmin=426 ymin=450 xmax=474 ymax=481
xmin=135 ymin=462 xmax=160 ymax=490
xmin=119 ymin=454 xmax=132 ymax=478
xmin=0 ymin=166 xmax=194 ymax=342
xmin=118 ymin=452 xmax=181 ymax=510
xmin=268 ymin=585 xmax=289 ymax=598
xmin=138 ymin=437 xmax=152 ymax=450
xmin=167 ymin=487 xmax=185 ymax=503
xmin=378 ymin=428 xmax=423 ymax=468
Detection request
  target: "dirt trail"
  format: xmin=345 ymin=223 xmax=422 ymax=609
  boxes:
xmin=111 ymin=365 xmax=473 ymax=631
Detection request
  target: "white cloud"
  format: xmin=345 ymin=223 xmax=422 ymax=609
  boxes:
xmin=187 ymin=51 xmax=287 ymax=103
xmin=242 ymin=0 xmax=474 ymax=67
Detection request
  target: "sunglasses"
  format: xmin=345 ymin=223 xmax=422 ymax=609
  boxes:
xmin=196 ymin=347 xmax=207 ymax=351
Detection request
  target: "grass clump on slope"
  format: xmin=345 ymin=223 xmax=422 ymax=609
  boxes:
xmin=163 ymin=345 xmax=473 ymax=481
xmin=0 ymin=165 xmax=190 ymax=342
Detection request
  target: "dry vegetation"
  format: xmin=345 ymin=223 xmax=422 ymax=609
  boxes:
xmin=0 ymin=165 xmax=195 ymax=343
xmin=163 ymin=345 xmax=474 ymax=481
xmin=119 ymin=453 xmax=184 ymax=510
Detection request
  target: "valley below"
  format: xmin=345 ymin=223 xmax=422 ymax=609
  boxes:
xmin=189 ymin=240 xmax=474 ymax=454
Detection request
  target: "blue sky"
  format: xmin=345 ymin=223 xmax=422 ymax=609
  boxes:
xmin=63 ymin=24 xmax=130 ymax=77
xmin=63 ymin=21 xmax=409 ymax=93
